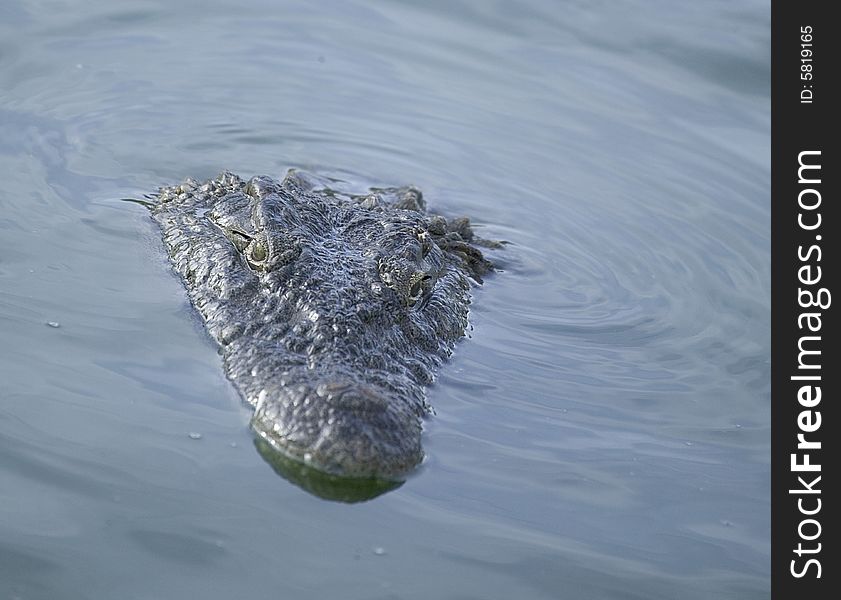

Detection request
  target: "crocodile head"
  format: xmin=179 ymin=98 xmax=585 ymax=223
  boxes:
xmin=152 ymin=171 xmax=492 ymax=483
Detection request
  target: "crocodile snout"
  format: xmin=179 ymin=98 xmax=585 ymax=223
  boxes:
xmin=250 ymin=379 xmax=424 ymax=480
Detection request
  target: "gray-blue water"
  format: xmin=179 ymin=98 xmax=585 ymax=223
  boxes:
xmin=1 ymin=1 xmax=770 ymax=598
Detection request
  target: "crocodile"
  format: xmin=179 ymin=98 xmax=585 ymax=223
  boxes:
xmin=150 ymin=170 xmax=494 ymax=488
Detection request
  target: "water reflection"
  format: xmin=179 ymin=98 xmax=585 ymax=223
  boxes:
xmin=254 ymin=438 xmax=402 ymax=502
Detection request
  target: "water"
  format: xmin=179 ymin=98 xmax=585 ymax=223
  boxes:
xmin=1 ymin=1 xmax=770 ymax=598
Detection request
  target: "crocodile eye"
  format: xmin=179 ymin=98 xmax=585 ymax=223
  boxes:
xmin=408 ymin=274 xmax=432 ymax=305
xmin=221 ymin=229 xmax=253 ymax=253
xmin=416 ymin=230 xmax=431 ymax=258
xmin=250 ymin=242 xmax=267 ymax=262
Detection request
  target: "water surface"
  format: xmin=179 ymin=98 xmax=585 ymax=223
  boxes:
xmin=1 ymin=1 xmax=770 ymax=598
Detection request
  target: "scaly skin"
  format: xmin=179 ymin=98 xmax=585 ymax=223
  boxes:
xmin=151 ymin=171 xmax=492 ymax=480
